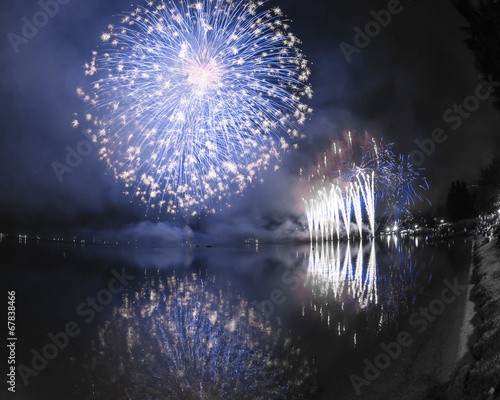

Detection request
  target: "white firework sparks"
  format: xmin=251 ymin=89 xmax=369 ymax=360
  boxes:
xmin=75 ymin=0 xmax=312 ymax=215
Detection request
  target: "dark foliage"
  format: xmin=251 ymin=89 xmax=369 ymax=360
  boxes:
xmin=475 ymin=154 xmax=500 ymax=212
xmin=446 ymin=180 xmax=477 ymax=221
xmin=453 ymin=0 xmax=500 ymax=111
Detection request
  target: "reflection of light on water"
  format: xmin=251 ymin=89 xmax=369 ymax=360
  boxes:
xmin=302 ymin=239 xmax=431 ymax=342
xmin=86 ymin=271 xmax=315 ymax=399
xmin=306 ymin=241 xmax=378 ymax=310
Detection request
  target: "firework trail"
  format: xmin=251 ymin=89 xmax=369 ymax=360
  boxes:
xmin=351 ymin=183 xmax=363 ymax=238
xmin=75 ymin=0 xmax=312 ymax=215
xmin=358 ymin=171 xmax=376 ymax=236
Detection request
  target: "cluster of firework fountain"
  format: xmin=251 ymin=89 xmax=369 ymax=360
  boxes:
xmin=303 ymin=133 xmax=429 ymax=241
xmin=304 ymin=171 xmax=376 ymax=241
xmin=75 ymin=0 xmax=312 ymax=215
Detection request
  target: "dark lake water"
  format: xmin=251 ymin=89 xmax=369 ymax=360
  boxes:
xmin=2 ymin=235 xmax=472 ymax=400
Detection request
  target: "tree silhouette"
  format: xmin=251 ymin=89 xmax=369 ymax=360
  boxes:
xmin=452 ymin=0 xmax=500 ymax=111
xmin=446 ymin=180 xmax=477 ymax=222
xmin=475 ymin=154 xmax=500 ymax=212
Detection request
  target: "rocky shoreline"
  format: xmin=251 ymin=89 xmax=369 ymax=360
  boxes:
xmin=446 ymin=236 xmax=500 ymax=400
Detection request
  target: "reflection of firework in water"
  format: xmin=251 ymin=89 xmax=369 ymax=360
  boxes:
xmin=301 ymin=241 xmax=381 ymax=349
xmin=86 ymin=271 xmax=315 ymax=399
xmin=301 ymin=240 xmax=432 ymax=344
xmin=303 ymin=133 xmax=428 ymax=239
xmin=305 ymin=241 xmax=378 ymax=315
xmin=75 ymin=0 xmax=312 ymax=215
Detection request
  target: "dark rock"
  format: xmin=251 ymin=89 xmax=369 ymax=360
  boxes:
xmin=446 ymin=363 xmax=470 ymax=400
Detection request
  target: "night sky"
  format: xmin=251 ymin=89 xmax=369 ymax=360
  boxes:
xmin=1 ymin=0 xmax=499 ymax=240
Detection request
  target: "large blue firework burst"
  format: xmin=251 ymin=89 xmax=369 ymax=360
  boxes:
xmin=75 ymin=0 xmax=313 ymax=215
